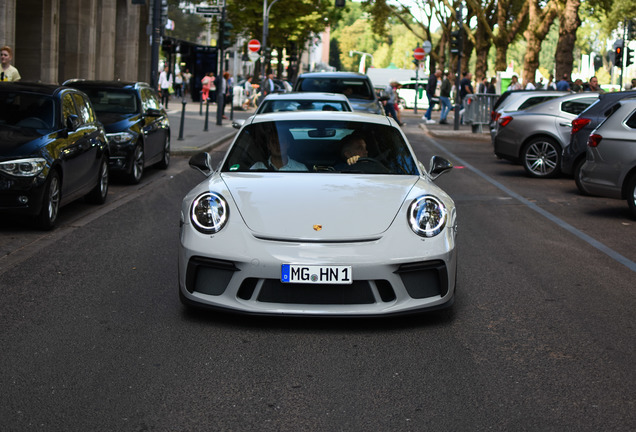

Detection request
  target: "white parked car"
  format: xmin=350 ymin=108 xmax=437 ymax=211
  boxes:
xmin=396 ymin=79 xmax=429 ymax=110
xmin=179 ymin=111 xmax=458 ymax=316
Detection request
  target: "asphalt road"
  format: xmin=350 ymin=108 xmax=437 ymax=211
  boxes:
xmin=1 ymin=124 xmax=634 ymax=431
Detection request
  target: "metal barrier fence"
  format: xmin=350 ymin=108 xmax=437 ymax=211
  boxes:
xmin=463 ymin=93 xmax=499 ymax=133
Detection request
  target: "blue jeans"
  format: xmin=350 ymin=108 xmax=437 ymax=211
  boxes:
xmin=424 ymin=94 xmax=437 ymax=120
xmin=439 ymin=96 xmax=452 ymax=121
xmin=384 ymin=101 xmax=400 ymax=124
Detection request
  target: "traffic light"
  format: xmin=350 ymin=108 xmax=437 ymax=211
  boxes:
xmin=627 ymin=48 xmax=634 ymax=67
xmin=218 ymin=21 xmax=233 ymax=49
xmin=450 ymin=30 xmax=461 ymax=54
xmin=615 ymin=45 xmax=623 ymax=68
xmin=335 ymin=0 xmax=346 ymax=6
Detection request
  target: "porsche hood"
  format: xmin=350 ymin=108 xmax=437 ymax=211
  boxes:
xmin=222 ymin=173 xmax=418 ymax=240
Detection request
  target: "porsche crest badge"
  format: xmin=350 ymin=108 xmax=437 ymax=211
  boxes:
xmin=313 ymin=225 xmax=323 ymax=231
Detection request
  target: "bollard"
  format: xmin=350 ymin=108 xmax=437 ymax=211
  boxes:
xmin=204 ymin=98 xmax=210 ymax=131
xmin=230 ymin=90 xmax=234 ymax=121
xmin=178 ymin=98 xmax=186 ymax=141
xmin=200 ymin=91 xmax=203 ymax=116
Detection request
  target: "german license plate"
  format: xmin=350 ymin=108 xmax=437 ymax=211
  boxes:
xmin=281 ymin=264 xmax=352 ymax=284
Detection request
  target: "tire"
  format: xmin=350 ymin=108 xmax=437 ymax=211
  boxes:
xmin=574 ymin=157 xmax=590 ymax=196
xmin=156 ymin=134 xmax=170 ymax=170
xmin=125 ymin=144 xmax=144 ymax=184
xmin=626 ymin=173 xmax=636 ymax=220
xmin=522 ymin=137 xmax=561 ymax=178
xmin=86 ymin=157 xmax=109 ymax=204
xmin=34 ymin=170 xmax=61 ymax=230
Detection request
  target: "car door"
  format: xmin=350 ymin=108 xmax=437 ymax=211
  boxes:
xmin=57 ymin=91 xmax=95 ymax=199
xmin=140 ymin=87 xmax=164 ymax=161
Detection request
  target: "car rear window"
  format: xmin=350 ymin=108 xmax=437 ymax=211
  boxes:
xmin=296 ymin=78 xmax=374 ymax=100
xmin=561 ymin=98 xmax=597 ymax=115
xmin=222 ymin=120 xmax=418 ymax=175
xmin=257 ymin=100 xmax=350 ymax=113
xmin=517 ymin=96 xmax=558 ymax=110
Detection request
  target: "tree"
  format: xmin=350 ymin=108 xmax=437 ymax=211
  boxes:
xmin=554 ymin=0 xmax=583 ymax=80
xmin=522 ymin=0 xmax=559 ymax=84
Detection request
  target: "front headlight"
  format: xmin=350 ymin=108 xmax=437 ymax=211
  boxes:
xmin=407 ymin=195 xmax=447 ymax=237
xmin=106 ymin=132 xmax=135 ymax=144
xmin=0 ymin=158 xmax=47 ymax=177
xmin=190 ymin=192 xmax=229 ymax=234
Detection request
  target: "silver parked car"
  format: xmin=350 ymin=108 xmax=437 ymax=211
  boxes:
xmin=179 ymin=111 xmax=457 ymax=316
xmin=489 ymin=90 xmax=570 ymax=139
xmin=493 ymin=92 xmax=599 ymax=178
xmin=578 ymin=98 xmax=636 ymax=219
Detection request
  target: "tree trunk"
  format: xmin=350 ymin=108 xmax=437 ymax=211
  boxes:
xmin=473 ymin=24 xmax=491 ymax=82
xmin=522 ymin=0 xmax=558 ymax=84
xmin=554 ymin=0 xmax=581 ymax=80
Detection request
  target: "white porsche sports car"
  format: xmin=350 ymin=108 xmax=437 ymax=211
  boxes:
xmin=179 ymin=111 xmax=457 ymax=316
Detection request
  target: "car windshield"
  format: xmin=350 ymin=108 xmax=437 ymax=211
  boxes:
xmin=79 ymin=88 xmax=139 ymax=115
xmin=257 ymin=100 xmax=350 ymax=113
xmin=0 ymin=91 xmax=56 ymax=131
xmin=297 ymin=78 xmax=375 ymax=100
xmin=222 ymin=120 xmax=418 ymax=175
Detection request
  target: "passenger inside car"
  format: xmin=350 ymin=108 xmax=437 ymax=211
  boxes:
xmin=250 ymin=128 xmax=308 ymax=172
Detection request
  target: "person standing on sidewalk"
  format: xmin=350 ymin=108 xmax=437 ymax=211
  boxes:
xmin=422 ymin=70 xmax=441 ymax=124
xmin=438 ymin=72 xmax=453 ymax=125
xmin=158 ymin=65 xmax=172 ymax=108
xmin=1 ymin=45 xmax=21 ymax=82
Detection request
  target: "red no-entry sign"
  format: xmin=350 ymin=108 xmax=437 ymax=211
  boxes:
xmin=413 ymin=47 xmax=426 ymax=61
xmin=248 ymin=39 xmax=261 ymax=52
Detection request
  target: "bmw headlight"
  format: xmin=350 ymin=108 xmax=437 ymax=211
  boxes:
xmin=0 ymin=158 xmax=47 ymax=177
xmin=106 ymin=132 xmax=135 ymax=144
xmin=407 ymin=195 xmax=447 ymax=237
xmin=190 ymin=192 xmax=229 ymax=234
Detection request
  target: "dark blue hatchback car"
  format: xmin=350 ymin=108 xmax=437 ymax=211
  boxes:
xmin=0 ymin=82 xmax=110 ymax=229
xmin=65 ymin=80 xmax=171 ymax=184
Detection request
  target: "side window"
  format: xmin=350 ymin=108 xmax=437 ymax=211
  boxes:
xmin=562 ymin=98 xmax=597 ymax=115
xmin=518 ymin=96 xmax=552 ymax=110
xmin=61 ymin=93 xmax=78 ymax=123
xmin=625 ymin=109 xmax=636 ymax=129
xmin=72 ymin=93 xmax=94 ymax=124
xmin=141 ymin=88 xmax=160 ymax=111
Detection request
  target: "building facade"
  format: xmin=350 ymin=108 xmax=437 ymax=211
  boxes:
xmin=1 ymin=0 xmax=152 ymax=84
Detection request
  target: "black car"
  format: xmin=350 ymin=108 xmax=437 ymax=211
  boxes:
xmin=0 ymin=82 xmax=110 ymax=229
xmin=293 ymin=72 xmax=385 ymax=115
xmin=64 ymin=80 xmax=170 ymax=184
xmin=561 ymin=90 xmax=636 ymax=190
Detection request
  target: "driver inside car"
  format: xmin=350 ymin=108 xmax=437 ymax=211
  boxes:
xmin=250 ymin=129 xmax=308 ymax=172
xmin=340 ymin=132 xmax=368 ymax=165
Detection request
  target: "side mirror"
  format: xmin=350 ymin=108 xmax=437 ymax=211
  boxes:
xmin=232 ymin=119 xmax=245 ymax=130
xmin=66 ymin=114 xmax=80 ymax=131
xmin=189 ymin=152 xmax=213 ymax=176
xmin=428 ymin=156 xmax=453 ymax=180
xmin=146 ymin=108 xmax=162 ymax=117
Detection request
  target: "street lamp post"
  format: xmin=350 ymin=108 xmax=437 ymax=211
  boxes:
xmin=349 ymin=50 xmax=373 ymax=74
xmin=262 ymin=0 xmax=281 ymax=75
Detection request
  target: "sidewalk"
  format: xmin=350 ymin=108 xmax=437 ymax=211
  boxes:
xmin=165 ymin=100 xmax=490 ymax=158
xmin=166 ymin=97 xmax=254 ymax=156
xmin=400 ymin=109 xmax=491 ymax=141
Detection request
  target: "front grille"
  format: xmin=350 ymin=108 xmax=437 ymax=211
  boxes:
xmin=257 ymin=280 xmax=377 ymax=305
xmin=395 ymin=260 xmax=448 ymax=299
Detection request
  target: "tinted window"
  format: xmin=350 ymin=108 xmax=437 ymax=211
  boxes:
xmin=72 ymin=93 xmax=93 ymax=124
xmin=562 ymin=98 xmax=597 ymax=115
xmin=0 ymin=91 xmax=56 ymax=130
xmin=62 ymin=93 xmax=78 ymax=123
xmin=297 ymin=78 xmax=374 ymax=100
xmin=222 ymin=120 xmax=418 ymax=175
xmin=625 ymin=109 xmax=636 ymax=129
xmin=258 ymin=100 xmax=350 ymax=113
xmin=141 ymin=88 xmax=161 ymax=111
xmin=80 ymin=88 xmax=139 ymax=114
xmin=518 ymin=96 xmax=558 ymax=110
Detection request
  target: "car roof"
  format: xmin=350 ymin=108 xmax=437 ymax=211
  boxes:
xmin=0 ymin=81 xmax=68 ymax=96
xmin=62 ymin=79 xmax=150 ymax=90
xmin=244 ymin=110 xmax=395 ymax=126
xmin=260 ymin=92 xmax=350 ymax=101
xmin=296 ymin=72 xmax=370 ymax=79
xmin=577 ymin=90 xmax=636 ymax=117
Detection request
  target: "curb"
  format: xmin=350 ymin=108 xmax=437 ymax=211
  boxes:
xmin=171 ymin=130 xmax=237 ymax=156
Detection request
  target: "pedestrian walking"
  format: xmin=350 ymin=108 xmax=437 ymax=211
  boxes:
xmin=423 ymin=70 xmax=441 ymax=124
xmin=201 ymin=72 xmax=214 ymax=102
xmin=438 ymin=72 xmax=453 ymax=125
xmin=158 ymin=65 xmax=173 ymax=108
xmin=383 ymin=80 xmax=402 ymax=125
xmin=0 ymin=45 xmax=21 ymax=82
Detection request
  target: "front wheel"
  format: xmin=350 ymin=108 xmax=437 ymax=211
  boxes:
xmin=125 ymin=144 xmax=144 ymax=184
xmin=34 ymin=170 xmax=61 ymax=230
xmin=86 ymin=157 xmax=109 ymax=204
xmin=626 ymin=173 xmax=636 ymax=220
xmin=522 ymin=137 xmax=561 ymax=178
